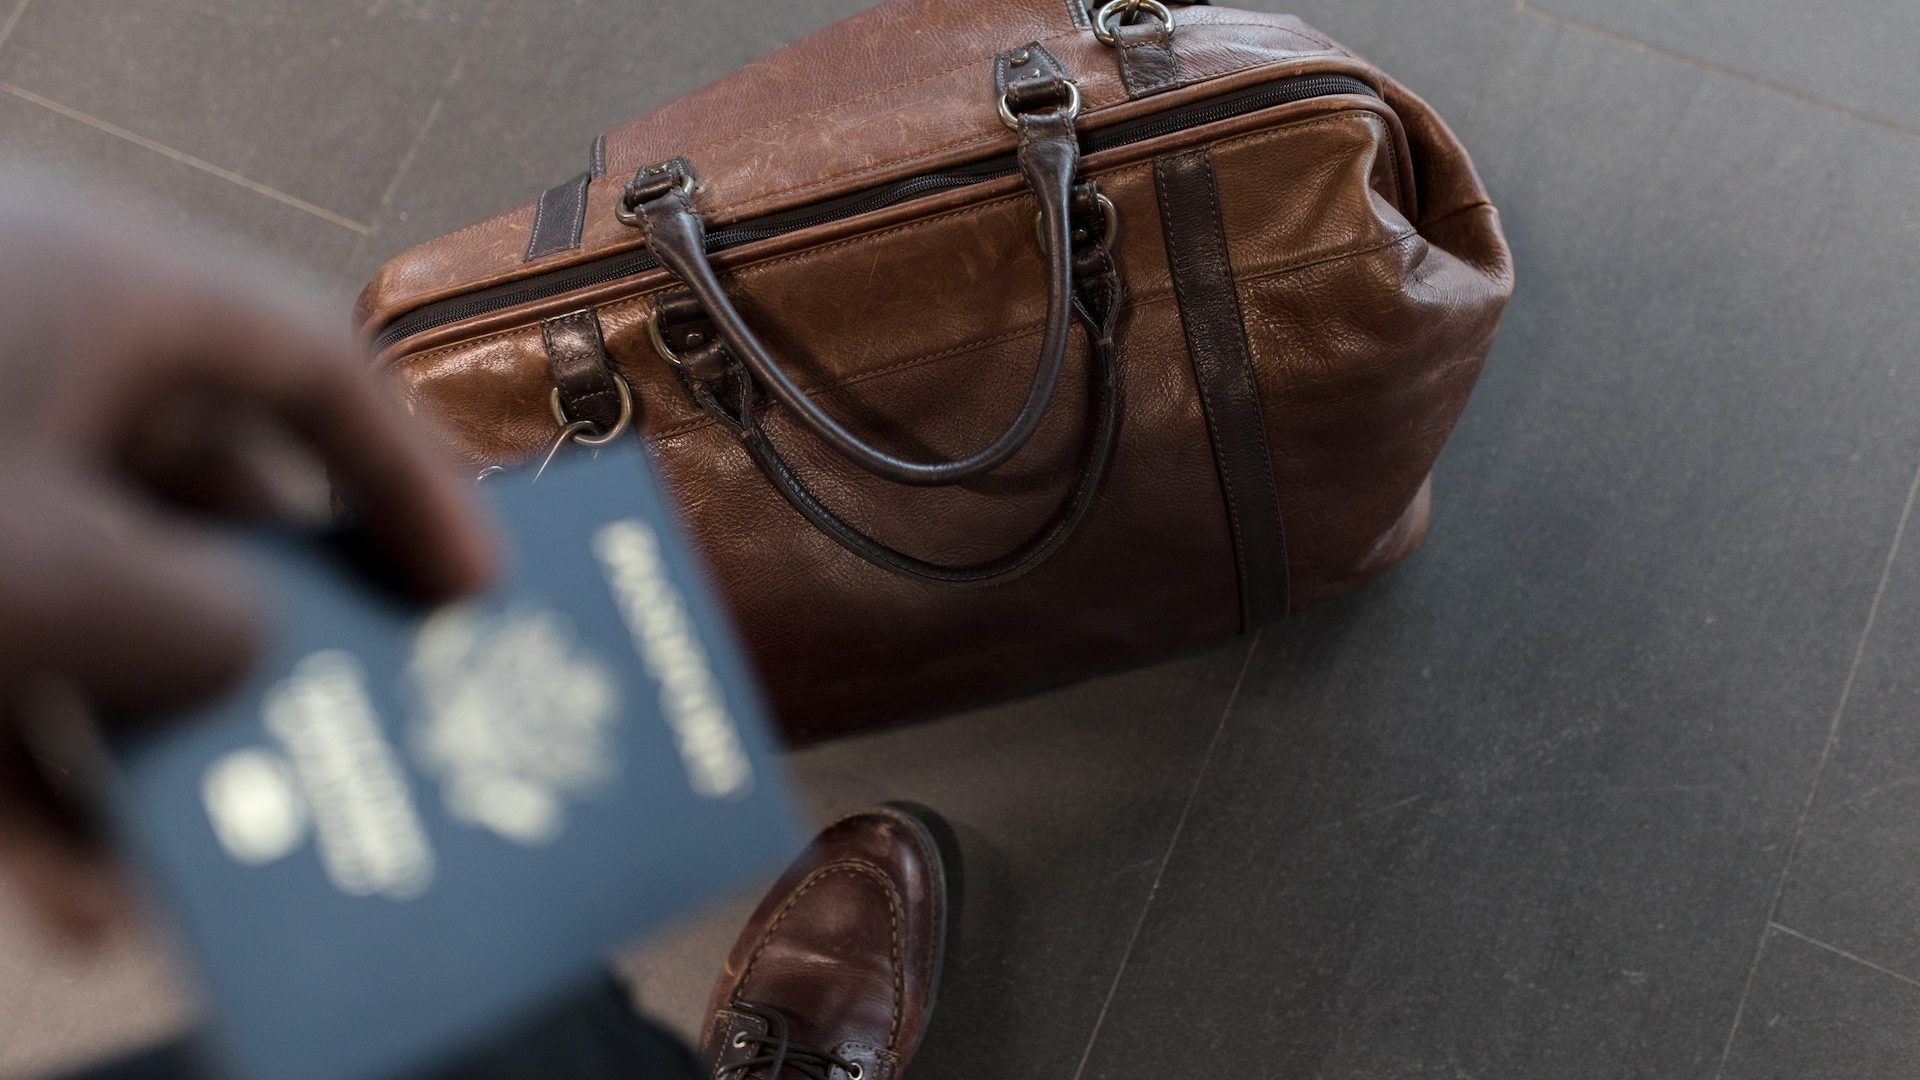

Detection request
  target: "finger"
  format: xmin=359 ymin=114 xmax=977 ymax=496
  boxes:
xmin=0 ymin=469 xmax=264 ymax=713
xmin=0 ymin=731 xmax=128 ymax=942
xmin=123 ymin=393 xmax=333 ymax=525
xmin=90 ymin=276 xmax=500 ymax=604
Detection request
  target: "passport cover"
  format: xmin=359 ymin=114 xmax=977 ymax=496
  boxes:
xmin=103 ymin=441 xmax=805 ymax=1080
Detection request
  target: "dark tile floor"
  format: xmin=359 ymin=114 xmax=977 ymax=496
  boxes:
xmin=2 ymin=1 xmax=1917 ymax=1078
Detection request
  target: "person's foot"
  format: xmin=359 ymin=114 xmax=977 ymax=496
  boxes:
xmin=700 ymin=804 xmax=953 ymax=1080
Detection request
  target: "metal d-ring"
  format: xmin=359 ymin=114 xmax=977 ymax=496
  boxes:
xmin=998 ymin=78 xmax=1082 ymax=131
xmin=1091 ymin=0 xmax=1175 ymax=46
xmin=471 ymin=375 xmax=634 ymax=484
xmin=1034 ymin=192 xmax=1120 ymax=250
xmin=647 ymin=305 xmax=693 ymax=368
xmin=547 ymin=372 xmax=634 ymax=448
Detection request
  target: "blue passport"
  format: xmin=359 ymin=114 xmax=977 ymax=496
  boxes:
xmin=103 ymin=442 xmax=805 ymax=1080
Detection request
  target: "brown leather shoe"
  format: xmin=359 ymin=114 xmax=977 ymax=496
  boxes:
xmin=699 ymin=803 xmax=954 ymax=1080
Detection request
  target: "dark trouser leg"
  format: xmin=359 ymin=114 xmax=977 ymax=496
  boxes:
xmin=63 ymin=977 xmax=702 ymax=1080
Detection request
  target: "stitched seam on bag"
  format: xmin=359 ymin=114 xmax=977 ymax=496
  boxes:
xmin=640 ymin=230 xmax=1420 ymax=444
xmin=626 ymin=20 xmax=1330 ymax=170
xmin=400 ymin=216 xmax=1415 ymax=394
xmin=691 ymin=26 xmax=1340 ymax=215
xmin=1119 ymin=39 xmax=1182 ymax=97
xmin=725 ymin=111 xmax=1375 ymax=279
xmin=664 ymin=31 xmax=1086 ymax=163
xmin=400 ymin=226 xmax=1417 ymax=446
xmin=1234 ymin=230 xmax=1426 ymax=345
xmin=645 ymin=322 xmax=1055 ymax=442
xmin=527 ymin=178 xmax=588 ymax=263
xmin=525 ymin=190 xmax=549 ymax=263
xmin=735 ymin=861 xmax=905 ymax=1048
xmin=377 ymin=60 xmax=1359 ymax=318
xmin=403 ymin=115 xmax=1410 ymax=370
xmin=564 ymin=181 xmax=587 ymax=249
xmin=724 ymin=80 xmax=1388 ymax=223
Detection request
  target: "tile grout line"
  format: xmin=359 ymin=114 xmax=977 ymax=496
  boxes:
xmin=1515 ymin=1 xmax=1920 ymax=145
xmin=0 ymin=0 xmax=29 ymax=55
xmin=347 ymin=54 xmax=466 ymax=273
xmin=1712 ymin=453 xmax=1920 ymax=1078
xmin=0 ymin=83 xmax=371 ymax=235
xmin=1069 ymin=630 xmax=1263 ymax=1080
xmin=1768 ymin=922 xmax=1920 ymax=992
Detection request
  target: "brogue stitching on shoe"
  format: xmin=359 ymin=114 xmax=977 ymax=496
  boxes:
xmin=735 ymin=859 xmax=906 ymax=1048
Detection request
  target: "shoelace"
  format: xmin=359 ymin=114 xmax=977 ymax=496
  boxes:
xmin=717 ymin=1001 xmax=863 ymax=1080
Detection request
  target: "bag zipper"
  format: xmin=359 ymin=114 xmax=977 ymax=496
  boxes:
xmin=370 ymin=73 xmax=1377 ymax=353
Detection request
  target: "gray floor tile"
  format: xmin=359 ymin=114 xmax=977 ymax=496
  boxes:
xmin=10 ymin=2 xmax=1920 ymax=1079
xmin=1721 ymin=927 xmax=1920 ymax=1080
xmin=0 ymin=0 xmax=475 ymax=227
xmin=1266 ymin=0 xmax=1524 ymax=123
xmin=0 ymin=889 xmax=194 ymax=1080
xmin=0 ymin=91 xmax=363 ymax=306
xmin=1775 ymin=475 xmax=1920 ymax=979
xmin=1079 ymin=8 xmax=1920 ymax=1079
xmin=344 ymin=0 xmax=875 ymax=288
xmin=1525 ymin=0 xmax=1920 ymax=136
xmin=622 ymin=642 xmax=1255 ymax=1080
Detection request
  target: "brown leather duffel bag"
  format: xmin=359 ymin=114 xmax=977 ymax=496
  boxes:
xmin=355 ymin=0 xmax=1513 ymax=739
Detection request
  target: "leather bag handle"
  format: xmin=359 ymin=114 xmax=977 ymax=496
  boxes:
xmin=621 ymin=78 xmax=1088 ymax=488
xmin=680 ymin=240 xmax=1125 ymax=585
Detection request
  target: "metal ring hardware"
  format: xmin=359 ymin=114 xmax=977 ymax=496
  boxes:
xmin=1033 ymin=192 xmax=1119 ymax=250
xmin=1091 ymin=0 xmax=1175 ymax=46
xmin=614 ymin=165 xmax=696 ymax=226
xmin=476 ymin=374 xmax=631 ymax=485
xmin=997 ymin=78 xmax=1082 ymax=131
xmin=547 ymin=372 xmax=634 ymax=448
xmin=648 ymin=306 xmax=706 ymax=368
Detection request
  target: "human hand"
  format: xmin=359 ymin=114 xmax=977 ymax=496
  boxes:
xmin=0 ymin=182 xmax=498 ymax=939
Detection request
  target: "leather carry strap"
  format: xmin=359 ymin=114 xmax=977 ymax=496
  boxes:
xmin=680 ymin=240 xmax=1124 ymax=586
xmin=620 ymin=74 xmax=1087 ymax=488
xmin=1084 ymin=1 xmax=1194 ymax=100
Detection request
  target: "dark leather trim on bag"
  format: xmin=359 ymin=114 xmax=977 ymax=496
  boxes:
xmin=526 ymin=172 xmax=592 ymax=262
xmin=993 ymin=42 xmax=1069 ymax=98
xmin=1154 ymin=147 xmax=1290 ymax=625
xmin=1113 ymin=19 xmax=1183 ymax=98
xmin=541 ymin=308 xmax=625 ymax=432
